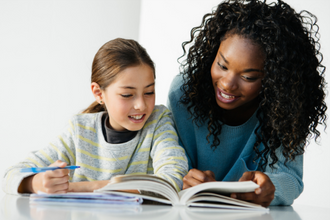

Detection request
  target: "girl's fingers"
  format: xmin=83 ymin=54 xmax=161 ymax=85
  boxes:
xmin=183 ymin=169 xmax=217 ymax=190
xmin=183 ymin=176 xmax=203 ymax=189
xmin=52 ymin=168 xmax=70 ymax=176
xmin=183 ymin=169 xmax=206 ymax=189
xmin=203 ymin=170 xmax=216 ymax=181
xmin=42 ymin=176 xmax=70 ymax=194
xmin=48 ymin=160 xmax=67 ymax=168
xmin=189 ymin=169 xmax=213 ymax=182
xmin=44 ymin=182 xmax=70 ymax=194
xmin=47 ymin=175 xmax=70 ymax=185
xmin=44 ymin=168 xmax=70 ymax=178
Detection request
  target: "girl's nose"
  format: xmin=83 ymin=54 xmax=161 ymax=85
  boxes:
xmin=219 ymin=72 xmax=238 ymax=91
xmin=134 ymin=97 xmax=146 ymax=111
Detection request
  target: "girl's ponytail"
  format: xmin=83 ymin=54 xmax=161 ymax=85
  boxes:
xmin=82 ymin=101 xmax=106 ymax=113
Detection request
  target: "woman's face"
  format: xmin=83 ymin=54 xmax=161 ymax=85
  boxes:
xmin=210 ymin=34 xmax=265 ymax=118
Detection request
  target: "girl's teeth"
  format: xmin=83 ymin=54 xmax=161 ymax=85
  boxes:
xmin=130 ymin=115 xmax=143 ymax=120
xmin=221 ymin=92 xmax=235 ymax=99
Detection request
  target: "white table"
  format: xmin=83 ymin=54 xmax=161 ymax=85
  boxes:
xmin=0 ymin=194 xmax=328 ymax=220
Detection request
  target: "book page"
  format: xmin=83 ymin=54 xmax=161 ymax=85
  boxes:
xmin=109 ymin=174 xmax=178 ymax=193
xmin=97 ymin=190 xmax=173 ymax=205
xmin=189 ymin=192 xmax=262 ymax=207
xmin=95 ymin=175 xmax=180 ymax=204
xmin=30 ymin=192 xmax=143 ymax=205
xmin=178 ymin=181 xmax=259 ymax=205
xmin=186 ymin=192 xmax=266 ymax=211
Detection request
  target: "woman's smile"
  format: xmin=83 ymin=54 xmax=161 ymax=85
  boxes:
xmin=216 ymin=88 xmax=239 ymax=103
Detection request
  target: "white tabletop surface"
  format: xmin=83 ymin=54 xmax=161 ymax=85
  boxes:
xmin=0 ymin=193 xmax=328 ymax=220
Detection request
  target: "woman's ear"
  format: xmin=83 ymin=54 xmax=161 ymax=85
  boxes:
xmin=91 ymin=82 xmax=103 ymax=104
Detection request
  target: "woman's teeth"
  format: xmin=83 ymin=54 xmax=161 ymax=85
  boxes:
xmin=221 ymin=92 xmax=235 ymax=99
xmin=130 ymin=115 xmax=143 ymax=120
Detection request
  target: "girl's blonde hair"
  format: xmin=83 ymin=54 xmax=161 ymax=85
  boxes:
xmin=82 ymin=38 xmax=155 ymax=113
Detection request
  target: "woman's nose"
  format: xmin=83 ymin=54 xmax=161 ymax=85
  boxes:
xmin=219 ymin=72 xmax=238 ymax=91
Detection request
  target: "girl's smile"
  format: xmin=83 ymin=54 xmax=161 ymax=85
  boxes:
xmin=128 ymin=114 xmax=146 ymax=122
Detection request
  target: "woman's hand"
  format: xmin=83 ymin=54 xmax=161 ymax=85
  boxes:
xmin=231 ymin=171 xmax=275 ymax=207
xmin=19 ymin=160 xmax=70 ymax=194
xmin=183 ymin=168 xmax=216 ymax=190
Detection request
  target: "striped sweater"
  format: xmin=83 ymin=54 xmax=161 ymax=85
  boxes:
xmin=2 ymin=105 xmax=188 ymax=194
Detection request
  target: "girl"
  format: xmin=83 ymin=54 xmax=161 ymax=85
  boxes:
xmin=168 ymin=0 xmax=327 ymax=207
xmin=3 ymin=38 xmax=188 ymax=194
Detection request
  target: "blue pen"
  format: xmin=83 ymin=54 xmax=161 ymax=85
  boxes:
xmin=20 ymin=166 xmax=80 ymax=173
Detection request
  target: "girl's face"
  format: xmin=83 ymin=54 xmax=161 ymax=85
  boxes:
xmin=210 ymin=34 xmax=265 ymax=120
xmin=101 ymin=64 xmax=155 ymax=131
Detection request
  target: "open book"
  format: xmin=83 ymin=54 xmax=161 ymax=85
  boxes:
xmin=94 ymin=174 xmax=268 ymax=212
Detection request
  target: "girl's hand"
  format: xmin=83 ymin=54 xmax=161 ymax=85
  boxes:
xmin=68 ymin=180 xmax=110 ymax=192
xmin=30 ymin=160 xmax=70 ymax=194
xmin=183 ymin=168 xmax=216 ymax=190
xmin=231 ymin=171 xmax=275 ymax=207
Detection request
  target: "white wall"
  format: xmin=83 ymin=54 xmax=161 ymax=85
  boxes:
xmin=139 ymin=0 xmax=330 ymax=209
xmin=0 ymin=0 xmax=141 ymax=193
xmin=0 ymin=0 xmax=329 ymax=209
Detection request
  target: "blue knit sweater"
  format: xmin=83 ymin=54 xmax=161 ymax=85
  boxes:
xmin=167 ymin=75 xmax=303 ymax=205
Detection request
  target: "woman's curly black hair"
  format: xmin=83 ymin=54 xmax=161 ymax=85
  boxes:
xmin=179 ymin=0 xmax=327 ymax=170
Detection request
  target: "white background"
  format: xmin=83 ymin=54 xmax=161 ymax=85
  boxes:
xmin=0 ymin=0 xmax=329 ymax=209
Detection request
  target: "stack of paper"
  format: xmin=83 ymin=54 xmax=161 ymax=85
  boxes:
xmin=30 ymin=192 xmax=143 ymax=205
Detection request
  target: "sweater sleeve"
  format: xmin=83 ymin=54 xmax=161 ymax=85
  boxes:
xmin=2 ymin=119 xmax=77 ymax=195
xmin=149 ymin=106 xmax=188 ymax=192
xmin=265 ymin=147 xmax=304 ymax=205
xmin=167 ymin=75 xmax=195 ymax=170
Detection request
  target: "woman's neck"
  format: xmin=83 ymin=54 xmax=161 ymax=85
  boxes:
xmin=219 ymin=99 xmax=259 ymax=126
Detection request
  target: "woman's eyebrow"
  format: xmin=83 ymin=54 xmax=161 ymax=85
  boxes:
xmin=220 ymin=52 xmax=263 ymax=73
xmin=220 ymin=52 xmax=229 ymax=64
xmin=243 ymin=68 xmax=264 ymax=73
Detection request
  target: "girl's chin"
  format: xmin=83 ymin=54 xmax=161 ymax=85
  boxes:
xmin=125 ymin=123 xmax=145 ymax=132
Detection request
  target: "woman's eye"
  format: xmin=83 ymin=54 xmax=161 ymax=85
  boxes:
xmin=242 ymin=76 xmax=258 ymax=81
xmin=217 ymin=62 xmax=227 ymax=70
xmin=121 ymin=94 xmax=132 ymax=98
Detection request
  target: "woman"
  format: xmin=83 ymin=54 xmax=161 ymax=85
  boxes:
xmin=168 ymin=0 xmax=326 ymax=207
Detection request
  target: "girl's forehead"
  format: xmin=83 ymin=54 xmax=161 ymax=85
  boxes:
xmin=110 ymin=64 xmax=155 ymax=88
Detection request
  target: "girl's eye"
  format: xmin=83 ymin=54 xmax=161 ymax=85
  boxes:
xmin=145 ymin=91 xmax=155 ymax=96
xmin=217 ymin=62 xmax=227 ymax=70
xmin=121 ymin=94 xmax=132 ymax=98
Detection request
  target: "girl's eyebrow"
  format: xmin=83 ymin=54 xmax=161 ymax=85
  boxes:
xmin=120 ymin=82 xmax=155 ymax=89
xmin=220 ymin=52 xmax=263 ymax=73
